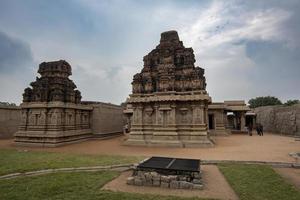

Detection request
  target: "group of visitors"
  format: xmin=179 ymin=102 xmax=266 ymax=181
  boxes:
xmin=247 ymin=123 xmax=264 ymax=136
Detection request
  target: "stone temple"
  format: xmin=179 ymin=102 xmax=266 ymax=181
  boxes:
xmin=9 ymin=30 xmax=255 ymax=148
xmin=15 ymin=60 xmax=92 ymax=146
xmin=124 ymin=30 xmax=214 ymax=147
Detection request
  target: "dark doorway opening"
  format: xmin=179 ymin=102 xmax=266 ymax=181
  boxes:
xmin=208 ymin=114 xmax=214 ymax=130
xmin=246 ymin=116 xmax=252 ymax=127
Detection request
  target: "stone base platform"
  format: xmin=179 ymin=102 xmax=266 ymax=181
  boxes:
xmin=14 ymin=129 xmax=92 ymax=147
xmin=124 ymin=134 xmax=214 ymax=148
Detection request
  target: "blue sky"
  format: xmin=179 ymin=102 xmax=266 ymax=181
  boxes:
xmin=0 ymin=0 xmax=299 ymax=105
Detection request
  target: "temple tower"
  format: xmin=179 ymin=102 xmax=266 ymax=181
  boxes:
xmin=125 ymin=31 xmax=213 ymax=147
xmin=15 ymin=60 xmax=92 ymax=147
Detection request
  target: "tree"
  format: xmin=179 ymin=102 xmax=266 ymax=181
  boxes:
xmin=248 ymin=96 xmax=282 ymax=108
xmin=284 ymin=99 xmax=300 ymax=106
xmin=0 ymin=101 xmax=17 ymax=106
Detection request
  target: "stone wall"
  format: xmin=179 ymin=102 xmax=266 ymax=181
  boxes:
xmin=0 ymin=106 xmax=21 ymax=138
xmin=0 ymin=102 xmax=124 ymax=140
xmin=87 ymin=102 xmax=124 ymax=136
xmin=254 ymin=104 xmax=300 ymax=136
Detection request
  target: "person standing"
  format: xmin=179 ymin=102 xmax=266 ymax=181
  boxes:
xmin=259 ymin=124 xmax=264 ymax=136
xmin=256 ymin=123 xmax=261 ymax=136
xmin=248 ymin=123 xmax=253 ymax=136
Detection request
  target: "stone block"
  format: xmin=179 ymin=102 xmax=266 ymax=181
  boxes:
xmin=144 ymin=180 xmax=153 ymax=186
xmin=150 ymin=171 xmax=158 ymax=177
xmin=161 ymin=182 xmax=169 ymax=188
xmin=137 ymin=170 xmax=145 ymax=177
xmin=168 ymin=175 xmax=177 ymax=181
xmin=192 ymin=172 xmax=201 ymax=179
xmin=144 ymin=172 xmax=152 ymax=181
xmin=193 ymin=184 xmax=203 ymax=190
xmin=170 ymin=180 xmax=180 ymax=189
xmin=152 ymin=175 xmax=161 ymax=182
xmin=153 ymin=180 xmax=161 ymax=187
xmin=178 ymin=176 xmax=187 ymax=181
xmin=126 ymin=177 xmax=134 ymax=185
xmin=161 ymin=175 xmax=170 ymax=183
xmin=192 ymin=178 xmax=202 ymax=184
xmin=134 ymin=177 xmax=143 ymax=186
xmin=179 ymin=181 xmax=193 ymax=189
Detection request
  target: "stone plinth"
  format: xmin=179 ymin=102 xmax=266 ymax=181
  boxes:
xmin=127 ymin=170 xmax=203 ymax=190
xmin=124 ymin=30 xmax=213 ymax=147
xmin=15 ymin=60 xmax=92 ymax=147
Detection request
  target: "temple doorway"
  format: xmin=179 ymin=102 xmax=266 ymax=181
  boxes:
xmin=208 ymin=114 xmax=215 ymax=130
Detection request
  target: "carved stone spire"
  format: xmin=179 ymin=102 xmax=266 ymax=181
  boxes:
xmin=22 ymin=60 xmax=81 ymax=103
xmin=132 ymin=30 xmax=206 ymax=94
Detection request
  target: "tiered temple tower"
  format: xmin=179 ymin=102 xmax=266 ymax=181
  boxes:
xmin=125 ymin=30 xmax=213 ymax=147
xmin=15 ymin=60 xmax=92 ymax=147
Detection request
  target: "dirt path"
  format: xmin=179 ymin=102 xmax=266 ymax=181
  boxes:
xmin=1 ymin=133 xmax=299 ymax=163
xmin=102 ymin=165 xmax=239 ymax=200
xmin=274 ymin=167 xmax=300 ymax=190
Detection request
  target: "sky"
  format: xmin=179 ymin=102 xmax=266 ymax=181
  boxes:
xmin=0 ymin=0 xmax=299 ymax=105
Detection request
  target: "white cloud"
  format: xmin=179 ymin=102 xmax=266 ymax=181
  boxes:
xmin=176 ymin=1 xmax=292 ymax=101
xmin=0 ymin=0 xmax=298 ymax=104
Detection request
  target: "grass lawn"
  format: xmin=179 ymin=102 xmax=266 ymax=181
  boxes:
xmin=218 ymin=164 xmax=300 ymax=200
xmin=0 ymin=171 xmax=211 ymax=200
xmin=0 ymin=149 xmax=142 ymax=175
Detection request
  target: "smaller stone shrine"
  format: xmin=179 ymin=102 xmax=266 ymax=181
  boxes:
xmin=127 ymin=156 xmax=203 ymax=190
xmin=15 ymin=60 xmax=92 ymax=147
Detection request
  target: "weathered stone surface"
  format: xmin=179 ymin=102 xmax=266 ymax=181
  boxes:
xmin=192 ymin=172 xmax=202 ymax=179
xmin=144 ymin=180 xmax=153 ymax=186
xmin=168 ymin=175 xmax=177 ymax=181
xmin=161 ymin=175 xmax=170 ymax=183
xmin=192 ymin=178 xmax=202 ymax=184
xmin=170 ymin=180 xmax=180 ymax=189
xmin=153 ymin=180 xmax=161 ymax=187
xmin=134 ymin=177 xmax=143 ymax=186
xmin=23 ymin=60 xmax=81 ymax=103
xmin=126 ymin=177 xmax=134 ymax=185
xmin=15 ymin=60 xmax=92 ymax=147
xmin=125 ymin=30 xmax=213 ymax=148
xmin=161 ymin=182 xmax=170 ymax=188
xmin=144 ymin=172 xmax=153 ymax=181
xmin=131 ymin=30 xmax=206 ymax=94
xmin=0 ymin=105 xmax=20 ymax=138
xmin=193 ymin=184 xmax=204 ymax=190
xmin=85 ymin=102 xmax=124 ymax=136
xmin=178 ymin=175 xmax=187 ymax=181
xmin=130 ymin=169 xmax=203 ymax=189
xmin=179 ymin=181 xmax=193 ymax=189
xmin=254 ymin=104 xmax=300 ymax=136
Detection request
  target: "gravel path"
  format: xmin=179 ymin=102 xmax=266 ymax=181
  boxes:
xmin=1 ymin=133 xmax=298 ymax=163
xmin=274 ymin=167 xmax=300 ymax=190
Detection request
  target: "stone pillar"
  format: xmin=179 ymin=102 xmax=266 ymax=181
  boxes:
xmin=240 ymin=112 xmax=246 ymax=131
xmin=233 ymin=113 xmax=237 ymax=129
xmin=200 ymin=105 xmax=205 ymax=124
xmin=170 ymin=104 xmax=176 ymax=125
xmin=205 ymin=107 xmax=209 ymax=129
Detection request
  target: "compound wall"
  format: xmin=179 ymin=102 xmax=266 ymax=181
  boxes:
xmin=0 ymin=102 xmax=125 ymax=140
xmin=0 ymin=106 xmax=21 ymax=138
xmin=88 ymin=102 xmax=125 ymax=136
xmin=254 ymin=104 xmax=300 ymax=136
